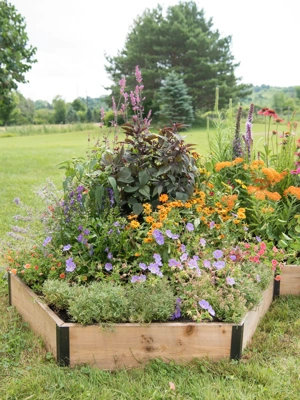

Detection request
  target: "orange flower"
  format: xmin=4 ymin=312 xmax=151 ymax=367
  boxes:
xmin=128 ymin=214 xmax=138 ymax=220
xmin=144 ymin=238 xmax=153 ymax=243
xmin=275 ymin=275 xmax=281 ymax=281
xmin=159 ymin=194 xmax=169 ymax=203
xmin=24 ymin=263 xmax=31 ymax=269
xmin=11 ymin=269 xmax=17 ymax=275
xmin=130 ymin=220 xmax=140 ymax=229
xmin=284 ymin=186 xmax=300 ymax=200
xmin=145 ymin=216 xmax=154 ymax=224
xmin=59 ymin=273 xmax=66 ymax=279
xmin=215 ymin=161 xmax=232 ymax=172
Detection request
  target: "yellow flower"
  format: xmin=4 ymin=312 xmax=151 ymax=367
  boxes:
xmin=159 ymin=194 xmax=169 ymax=203
xmin=144 ymin=238 xmax=153 ymax=243
xmin=130 ymin=220 xmax=140 ymax=229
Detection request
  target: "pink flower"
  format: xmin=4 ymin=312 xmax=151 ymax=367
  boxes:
xmin=272 ymin=246 xmax=278 ymax=253
xmin=135 ymin=65 xmax=142 ymax=83
xmin=119 ymin=77 xmax=126 ymax=94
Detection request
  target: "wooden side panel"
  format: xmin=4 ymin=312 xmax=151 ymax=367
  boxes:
xmin=242 ymin=281 xmax=274 ymax=350
xmin=280 ymin=265 xmax=300 ymax=295
xmin=69 ymin=322 xmax=232 ymax=370
xmin=10 ymin=274 xmax=63 ymax=358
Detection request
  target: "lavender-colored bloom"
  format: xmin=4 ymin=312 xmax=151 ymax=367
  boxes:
xmin=229 ymin=255 xmax=237 ymax=261
xmin=77 ymin=185 xmax=84 ymax=193
xmin=168 ymin=258 xmax=179 ymax=267
xmin=131 ymin=274 xmax=146 ymax=283
xmin=166 ymin=230 xmax=179 ymax=240
xmin=256 ymin=236 xmax=262 ymax=242
xmin=152 ymin=229 xmax=164 ymax=245
xmin=78 ymin=225 xmax=83 ymax=231
xmin=43 ymin=236 xmax=52 ymax=246
xmin=170 ymin=298 xmax=182 ymax=320
xmin=66 ymin=257 xmax=76 ymax=272
xmin=187 ymin=258 xmax=198 ymax=269
xmin=209 ymin=221 xmax=215 ymax=229
xmin=213 ymin=260 xmax=226 ymax=270
xmin=244 ymin=226 xmax=249 ymax=231
xmin=186 ymin=223 xmax=194 ymax=232
xmin=180 ymin=253 xmax=188 ymax=262
xmin=153 ymin=253 xmax=162 ymax=266
xmin=213 ymin=249 xmax=223 ymax=259
xmin=256 ymin=275 xmax=261 ymax=282
xmin=77 ymin=194 xmax=82 ymax=202
xmin=193 ymin=255 xmax=199 ymax=261
xmin=77 ymin=233 xmax=84 ymax=243
xmin=199 ymin=299 xmax=215 ymax=316
xmin=203 ymin=259 xmax=211 ymax=268
xmin=113 ymin=221 xmax=120 ymax=227
xmin=105 ymin=263 xmax=113 ymax=271
xmin=199 ymin=238 xmax=206 ymax=247
xmin=108 ymin=229 xmax=113 ymax=235
xmin=148 ymin=263 xmax=163 ymax=276
xmin=107 ymin=252 xmax=113 ymax=260
xmin=13 ymin=197 xmax=20 ymax=205
xmin=180 ymin=244 xmax=186 ymax=252
xmin=63 ymin=244 xmax=72 ymax=251
xmin=139 ymin=262 xmax=148 ymax=270
xmin=105 ymin=247 xmax=109 ymax=252
xmin=83 ymin=229 xmax=90 ymax=235
xmin=226 ymin=276 xmax=235 ymax=286
xmin=243 ymin=103 xmax=254 ymax=161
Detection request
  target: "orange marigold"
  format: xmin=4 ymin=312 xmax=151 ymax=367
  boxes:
xmin=159 ymin=194 xmax=169 ymax=203
xmin=215 ymin=161 xmax=232 ymax=172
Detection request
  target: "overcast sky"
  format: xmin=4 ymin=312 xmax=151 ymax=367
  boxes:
xmin=9 ymin=0 xmax=300 ymax=103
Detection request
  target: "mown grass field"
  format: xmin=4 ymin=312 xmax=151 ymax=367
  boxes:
xmin=1 ymin=123 xmax=300 ymax=399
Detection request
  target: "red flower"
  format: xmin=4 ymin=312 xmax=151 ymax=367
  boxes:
xmin=274 ymin=117 xmax=284 ymax=123
xmin=263 ymin=109 xmax=278 ymax=118
xmin=257 ymin=107 xmax=269 ymax=115
xmin=275 ymin=275 xmax=281 ymax=281
xmin=59 ymin=273 xmax=65 ymax=279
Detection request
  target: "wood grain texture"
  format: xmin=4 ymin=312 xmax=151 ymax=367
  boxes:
xmin=68 ymin=322 xmax=233 ymax=369
xmin=280 ymin=265 xmax=300 ymax=295
xmin=241 ymin=280 xmax=274 ymax=350
xmin=10 ymin=274 xmax=64 ymax=357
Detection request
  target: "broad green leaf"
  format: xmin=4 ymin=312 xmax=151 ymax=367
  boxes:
xmin=132 ymin=203 xmax=144 ymax=215
xmin=138 ymin=170 xmax=150 ymax=186
xmin=139 ymin=186 xmax=150 ymax=199
xmin=124 ymin=186 xmax=139 ymax=193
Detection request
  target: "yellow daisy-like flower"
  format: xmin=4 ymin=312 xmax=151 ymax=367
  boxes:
xmin=159 ymin=194 xmax=169 ymax=203
xmin=144 ymin=238 xmax=153 ymax=243
xmin=130 ymin=220 xmax=140 ymax=229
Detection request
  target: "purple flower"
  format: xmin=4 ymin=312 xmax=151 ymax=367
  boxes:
xmin=152 ymin=229 xmax=164 ymax=245
xmin=77 ymin=234 xmax=84 ymax=243
xmin=105 ymin=247 xmax=109 ymax=252
xmin=213 ymin=249 xmax=223 ymax=259
xmin=170 ymin=298 xmax=182 ymax=320
xmin=180 ymin=244 xmax=186 ymax=252
xmin=77 ymin=185 xmax=84 ymax=193
xmin=165 ymin=230 xmax=179 ymax=240
xmin=199 ymin=238 xmax=206 ymax=247
xmin=113 ymin=222 xmax=120 ymax=227
xmin=209 ymin=221 xmax=215 ymax=229
xmin=107 ymin=252 xmax=113 ymax=260
xmin=256 ymin=236 xmax=262 ymax=242
xmin=131 ymin=274 xmax=146 ymax=283
xmin=213 ymin=260 xmax=226 ymax=270
xmin=43 ymin=236 xmax=52 ymax=246
xmin=66 ymin=257 xmax=76 ymax=272
xmin=78 ymin=225 xmax=83 ymax=231
xmin=187 ymin=258 xmax=198 ymax=269
xmin=229 ymin=255 xmax=237 ymax=261
xmin=153 ymin=253 xmax=162 ymax=266
xmin=108 ymin=229 xmax=113 ymax=235
xmin=83 ymin=229 xmax=90 ymax=235
xmin=148 ymin=263 xmax=163 ymax=277
xmin=139 ymin=262 xmax=148 ymax=270
xmin=203 ymin=259 xmax=211 ymax=268
xmin=63 ymin=244 xmax=72 ymax=251
xmin=168 ymin=259 xmax=182 ymax=269
xmin=105 ymin=263 xmax=113 ymax=271
xmin=13 ymin=197 xmax=20 ymax=205
xmin=180 ymin=253 xmax=188 ymax=262
xmin=186 ymin=223 xmax=194 ymax=232
xmin=199 ymin=299 xmax=215 ymax=316
xmin=226 ymin=276 xmax=235 ymax=286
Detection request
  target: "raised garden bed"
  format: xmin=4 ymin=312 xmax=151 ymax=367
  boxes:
xmin=274 ymin=265 xmax=300 ymax=297
xmin=8 ymin=273 xmax=275 ymax=370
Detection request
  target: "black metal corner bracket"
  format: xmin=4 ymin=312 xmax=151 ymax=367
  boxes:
xmin=8 ymin=272 xmax=12 ymax=306
xmin=273 ymin=278 xmax=280 ymax=299
xmin=56 ymin=325 xmax=70 ymax=366
xmin=230 ymin=324 xmax=244 ymax=360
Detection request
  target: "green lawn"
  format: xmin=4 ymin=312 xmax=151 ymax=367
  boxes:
xmin=1 ymin=125 xmax=300 ymax=399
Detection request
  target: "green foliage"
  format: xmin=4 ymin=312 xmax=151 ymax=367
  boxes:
xmin=0 ymin=1 xmax=36 ymax=97
xmin=156 ymin=71 xmax=194 ymax=124
xmin=67 ymin=282 xmax=129 ymax=325
xmin=65 ymin=105 xmax=79 ymax=123
xmin=42 ymin=279 xmax=83 ymax=310
xmin=105 ymin=1 xmax=251 ymax=115
xmin=52 ymin=95 xmax=66 ymax=124
xmin=127 ymin=279 xmax=176 ymax=323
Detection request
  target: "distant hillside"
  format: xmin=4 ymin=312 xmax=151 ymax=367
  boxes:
xmin=241 ymin=85 xmax=299 ymax=114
